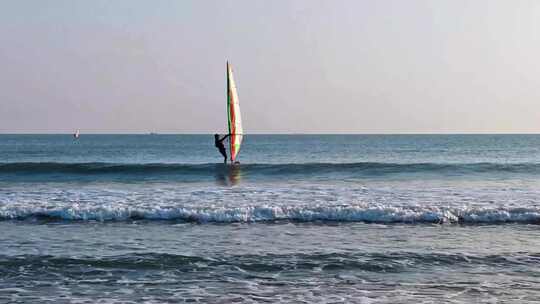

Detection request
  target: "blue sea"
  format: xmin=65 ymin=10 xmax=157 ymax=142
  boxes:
xmin=2 ymin=134 xmax=540 ymax=303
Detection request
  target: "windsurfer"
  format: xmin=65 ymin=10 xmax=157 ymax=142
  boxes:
xmin=214 ymin=134 xmax=230 ymax=163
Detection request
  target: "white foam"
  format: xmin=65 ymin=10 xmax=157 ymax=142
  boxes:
xmin=2 ymin=203 xmax=540 ymax=224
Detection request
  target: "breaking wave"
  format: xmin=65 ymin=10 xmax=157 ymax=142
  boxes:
xmin=2 ymin=204 xmax=540 ymax=224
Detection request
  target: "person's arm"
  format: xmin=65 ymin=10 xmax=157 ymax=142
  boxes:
xmin=220 ymin=134 xmax=230 ymax=142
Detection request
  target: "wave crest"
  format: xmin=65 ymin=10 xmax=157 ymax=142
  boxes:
xmin=0 ymin=162 xmax=539 ymax=180
xmin=2 ymin=251 xmax=540 ymax=273
xmin=2 ymin=204 xmax=540 ymax=224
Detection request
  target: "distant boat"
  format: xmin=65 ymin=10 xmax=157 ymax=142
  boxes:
xmin=226 ymin=61 xmax=243 ymax=163
xmin=73 ymin=130 xmax=80 ymax=139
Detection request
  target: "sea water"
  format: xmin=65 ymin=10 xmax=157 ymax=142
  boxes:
xmin=1 ymin=134 xmax=540 ymax=303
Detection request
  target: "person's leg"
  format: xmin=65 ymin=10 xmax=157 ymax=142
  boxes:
xmin=219 ymin=147 xmax=227 ymax=163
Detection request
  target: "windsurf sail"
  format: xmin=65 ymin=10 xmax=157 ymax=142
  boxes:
xmin=73 ymin=129 xmax=80 ymax=139
xmin=227 ymin=62 xmax=243 ymax=162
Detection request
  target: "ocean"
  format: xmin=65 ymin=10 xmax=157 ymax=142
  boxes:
xmin=1 ymin=134 xmax=540 ymax=303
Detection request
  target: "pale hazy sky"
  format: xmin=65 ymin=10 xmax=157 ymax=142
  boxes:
xmin=1 ymin=0 xmax=539 ymax=133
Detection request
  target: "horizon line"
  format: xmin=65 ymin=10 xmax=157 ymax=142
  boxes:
xmin=1 ymin=132 xmax=540 ymax=136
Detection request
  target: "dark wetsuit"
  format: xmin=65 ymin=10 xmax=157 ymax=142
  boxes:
xmin=215 ymin=134 xmax=229 ymax=163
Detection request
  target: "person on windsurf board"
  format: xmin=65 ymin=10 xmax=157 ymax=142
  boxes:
xmin=216 ymin=61 xmax=243 ymax=165
xmin=214 ymin=134 xmax=230 ymax=163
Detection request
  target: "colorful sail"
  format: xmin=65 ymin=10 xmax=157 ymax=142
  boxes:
xmin=227 ymin=62 xmax=243 ymax=162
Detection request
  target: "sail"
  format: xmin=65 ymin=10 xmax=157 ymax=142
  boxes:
xmin=227 ymin=62 xmax=243 ymax=162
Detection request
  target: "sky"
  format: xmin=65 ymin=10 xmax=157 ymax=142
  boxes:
xmin=1 ymin=0 xmax=539 ymax=134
